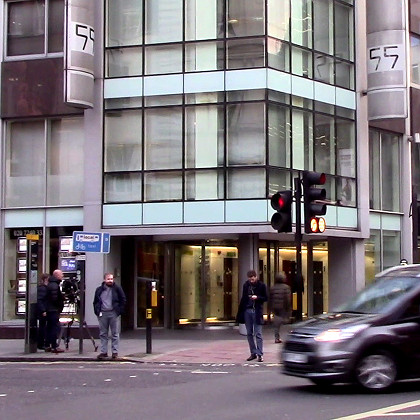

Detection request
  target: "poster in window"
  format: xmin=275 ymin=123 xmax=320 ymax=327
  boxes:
xmin=16 ymin=299 xmax=26 ymax=315
xmin=18 ymin=258 xmax=27 ymax=273
xmin=17 ymin=237 xmax=27 ymax=253
xmin=17 ymin=279 xmax=26 ymax=294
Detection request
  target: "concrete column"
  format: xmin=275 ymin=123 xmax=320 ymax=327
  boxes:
xmin=238 ymin=233 xmax=259 ymax=293
xmin=328 ymin=238 xmax=365 ymax=310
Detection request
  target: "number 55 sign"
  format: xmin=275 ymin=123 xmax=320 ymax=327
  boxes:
xmin=64 ymin=0 xmax=95 ymax=108
xmin=368 ymin=44 xmax=405 ymax=74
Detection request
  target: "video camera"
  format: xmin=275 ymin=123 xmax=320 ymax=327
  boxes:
xmin=62 ymin=275 xmax=80 ymax=304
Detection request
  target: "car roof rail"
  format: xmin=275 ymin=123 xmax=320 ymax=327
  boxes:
xmin=375 ymin=264 xmax=420 ymax=278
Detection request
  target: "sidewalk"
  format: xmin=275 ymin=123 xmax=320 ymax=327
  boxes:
xmin=0 ymin=325 xmax=285 ymax=365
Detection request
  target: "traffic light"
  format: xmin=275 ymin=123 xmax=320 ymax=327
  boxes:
xmin=302 ymin=171 xmax=327 ymax=234
xmin=270 ymin=190 xmax=293 ymax=232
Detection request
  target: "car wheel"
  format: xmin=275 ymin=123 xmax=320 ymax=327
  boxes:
xmin=355 ymin=351 xmax=397 ymax=391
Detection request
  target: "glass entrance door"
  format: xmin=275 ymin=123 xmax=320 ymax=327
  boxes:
xmin=174 ymin=243 xmax=238 ymax=326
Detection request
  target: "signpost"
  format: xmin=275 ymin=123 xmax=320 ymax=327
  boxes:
xmin=71 ymin=231 xmax=111 ymax=354
xmin=72 ymin=231 xmax=110 ymax=253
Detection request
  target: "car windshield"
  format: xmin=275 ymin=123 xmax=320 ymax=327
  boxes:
xmin=335 ymin=276 xmax=420 ymax=314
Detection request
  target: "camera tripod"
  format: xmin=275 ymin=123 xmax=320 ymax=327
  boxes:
xmin=58 ymin=314 xmax=98 ymax=352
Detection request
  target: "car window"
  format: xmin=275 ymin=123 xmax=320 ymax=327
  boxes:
xmin=336 ymin=276 xmax=419 ymax=314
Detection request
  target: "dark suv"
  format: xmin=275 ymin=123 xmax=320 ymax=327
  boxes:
xmin=281 ymin=264 xmax=420 ymax=391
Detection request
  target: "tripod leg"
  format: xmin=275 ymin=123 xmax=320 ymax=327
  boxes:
xmin=83 ymin=321 xmax=98 ymax=352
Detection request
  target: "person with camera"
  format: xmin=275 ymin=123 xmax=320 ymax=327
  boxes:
xmin=45 ymin=269 xmax=65 ymax=353
xmin=93 ymin=273 xmax=126 ymax=360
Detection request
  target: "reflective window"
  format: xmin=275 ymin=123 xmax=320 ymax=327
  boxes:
xmin=185 ymin=170 xmax=224 ymax=200
xmin=227 ymin=0 xmax=265 ymax=38
xmin=185 ymin=41 xmax=224 ymax=72
xmin=411 ymin=35 xmax=420 ymax=85
xmin=145 ymin=0 xmax=182 ymax=44
xmin=185 ymin=105 xmax=224 ymax=168
xmin=185 ymin=0 xmax=223 ymax=41
xmin=106 ymin=0 xmax=142 ymax=47
xmin=7 ymin=0 xmax=64 ymax=57
xmin=314 ymin=0 xmax=333 ymax=55
xmin=369 ymin=130 xmax=401 ymax=212
xmin=292 ymin=46 xmax=312 ymax=78
xmin=105 ymin=47 xmax=143 ymax=77
xmin=144 ymin=171 xmax=183 ymax=201
xmin=145 ymin=44 xmax=182 ymax=75
xmin=226 ymin=38 xmax=265 ymax=69
xmin=227 ymin=168 xmax=266 ymax=199
xmin=335 ymin=2 xmax=353 ymax=61
xmin=267 ymin=0 xmax=290 ymax=41
xmin=105 ymin=110 xmax=142 ymax=172
xmin=4 ymin=118 xmax=84 ymax=207
xmin=104 ymin=173 xmax=142 ymax=203
xmin=314 ymin=113 xmax=335 ymax=175
xmin=268 ymin=104 xmax=291 ymax=168
xmin=291 ymin=0 xmax=312 ymax=48
xmin=144 ymin=108 xmax=182 ymax=170
xmin=227 ymin=103 xmax=265 ymax=166
xmin=267 ymin=37 xmax=289 ymax=72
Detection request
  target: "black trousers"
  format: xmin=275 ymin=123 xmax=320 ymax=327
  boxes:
xmin=46 ymin=311 xmax=60 ymax=349
xmin=37 ymin=315 xmax=47 ymax=348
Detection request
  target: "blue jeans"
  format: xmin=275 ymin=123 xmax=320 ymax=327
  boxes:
xmin=98 ymin=310 xmax=119 ymax=354
xmin=244 ymin=308 xmax=263 ymax=356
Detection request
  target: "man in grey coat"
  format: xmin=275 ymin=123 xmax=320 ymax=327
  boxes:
xmin=269 ymin=272 xmax=291 ymax=343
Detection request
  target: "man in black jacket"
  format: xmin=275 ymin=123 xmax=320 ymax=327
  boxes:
xmin=45 ymin=269 xmax=65 ymax=353
xmin=237 ymin=270 xmax=267 ymax=362
xmin=93 ymin=273 xmax=126 ymax=360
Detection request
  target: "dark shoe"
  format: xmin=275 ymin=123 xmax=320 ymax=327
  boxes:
xmin=44 ymin=347 xmax=52 ymax=352
xmin=275 ymin=339 xmax=282 ymax=344
xmin=246 ymin=354 xmax=257 ymax=361
xmin=52 ymin=347 xmax=64 ymax=354
xmin=97 ymin=353 xmax=108 ymax=360
xmin=112 ymin=353 xmax=118 ymax=360
xmin=257 ymin=355 xmax=263 ymax=362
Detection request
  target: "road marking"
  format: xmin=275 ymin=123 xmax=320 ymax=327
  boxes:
xmin=191 ymin=370 xmax=229 ymax=374
xmin=332 ymin=400 xmax=420 ymax=419
xmin=0 ymin=394 xmax=7 ymax=397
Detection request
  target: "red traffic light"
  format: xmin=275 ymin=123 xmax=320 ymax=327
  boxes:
xmin=270 ymin=190 xmax=293 ymax=232
xmin=271 ymin=190 xmax=293 ymax=212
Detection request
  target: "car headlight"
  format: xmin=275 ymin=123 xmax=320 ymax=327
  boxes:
xmin=314 ymin=324 xmax=369 ymax=342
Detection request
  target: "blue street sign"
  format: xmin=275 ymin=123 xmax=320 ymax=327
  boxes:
xmin=72 ymin=231 xmax=111 ymax=253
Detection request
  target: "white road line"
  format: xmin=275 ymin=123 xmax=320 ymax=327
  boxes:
xmin=332 ymin=400 xmax=420 ymax=420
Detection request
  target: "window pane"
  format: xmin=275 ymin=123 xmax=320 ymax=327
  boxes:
xmin=5 ymin=121 xmax=45 ymax=207
xmin=291 ymin=0 xmax=312 ymax=48
xmin=227 ymin=168 xmax=265 ymax=199
xmin=314 ymin=53 xmax=334 ymax=84
xmin=292 ymin=108 xmax=313 ymax=170
xmin=365 ymin=230 xmax=381 ymax=282
xmin=337 ymin=177 xmax=356 ymax=207
xmin=411 ymin=35 xmax=420 ymax=85
xmin=47 ymin=118 xmax=84 ymax=205
xmin=227 ymin=0 xmax=265 ymax=38
xmin=314 ymin=114 xmax=335 ymax=174
xmin=335 ymin=60 xmax=354 ymax=89
xmin=227 ymin=38 xmax=265 ymax=69
xmin=145 ymin=0 xmax=182 ymax=44
xmin=268 ymin=168 xmax=291 ymax=196
xmin=185 ymin=170 xmax=224 ymax=200
xmin=107 ymin=0 xmax=142 ymax=47
xmin=185 ymin=0 xmax=223 ymax=41
xmin=144 ymin=171 xmax=182 ymax=201
xmin=185 ymin=41 xmax=224 ymax=72
xmin=268 ymin=38 xmax=289 ymax=72
xmin=104 ymin=173 xmax=142 ymax=203
xmin=337 ymin=118 xmax=355 ymax=177
xmin=145 ymin=108 xmax=182 ymax=170
xmin=268 ymin=0 xmax=290 ymax=41
xmin=313 ymin=0 xmax=332 ymax=54
xmin=106 ymin=48 xmax=142 ymax=77
xmin=186 ymin=105 xmax=224 ymax=168
xmin=381 ymin=133 xmax=400 ymax=212
xmin=105 ymin=110 xmax=142 ymax=172
xmin=48 ymin=0 xmax=64 ymax=52
xmin=292 ymin=46 xmax=312 ymax=78
xmin=268 ymin=104 xmax=290 ymax=167
xmin=369 ymin=130 xmax=381 ymax=209
xmin=335 ymin=2 xmax=353 ymax=61
xmin=227 ymin=102 xmax=265 ymax=166
xmin=145 ymin=45 xmax=182 ymax=75
xmin=8 ymin=1 xmax=45 ymax=56
xmin=383 ymin=230 xmax=401 ymax=270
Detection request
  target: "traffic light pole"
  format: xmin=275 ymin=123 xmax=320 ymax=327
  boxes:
xmin=294 ymin=176 xmax=303 ymax=322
